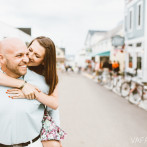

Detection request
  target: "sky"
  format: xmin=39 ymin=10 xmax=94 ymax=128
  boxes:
xmin=0 ymin=0 xmax=124 ymax=55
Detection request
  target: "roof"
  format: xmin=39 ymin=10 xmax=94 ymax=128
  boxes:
xmin=0 ymin=21 xmax=32 ymax=42
xmin=88 ymin=30 xmax=107 ymax=36
xmin=99 ymin=22 xmax=124 ymax=42
xmin=85 ymin=30 xmax=107 ymax=45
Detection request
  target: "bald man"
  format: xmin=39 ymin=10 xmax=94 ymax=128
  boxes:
xmin=0 ymin=38 xmax=48 ymax=147
xmin=0 ymin=38 xmax=29 ymax=78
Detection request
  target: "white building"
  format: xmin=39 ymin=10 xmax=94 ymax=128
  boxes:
xmin=0 ymin=21 xmax=32 ymax=43
xmin=97 ymin=22 xmax=124 ymax=72
xmin=56 ymin=47 xmax=65 ymax=63
xmin=124 ymin=0 xmax=147 ymax=82
xmin=74 ymin=49 xmax=89 ymax=68
xmin=85 ymin=30 xmax=106 ymax=55
xmin=90 ymin=23 xmax=125 ymax=72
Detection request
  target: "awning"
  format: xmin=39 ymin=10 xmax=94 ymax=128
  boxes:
xmin=95 ymin=51 xmax=110 ymax=56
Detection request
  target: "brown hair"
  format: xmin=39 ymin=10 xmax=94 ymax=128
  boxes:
xmin=28 ymin=36 xmax=58 ymax=95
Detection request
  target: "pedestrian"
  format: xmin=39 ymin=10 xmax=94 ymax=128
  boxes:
xmin=112 ymin=61 xmax=119 ymax=75
xmin=78 ymin=66 xmax=82 ymax=74
xmin=108 ymin=60 xmax=112 ymax=72
xmin=102 ymin=59 xmax=109 ymax=75
xmin=102 ymin=59 xmax=109 ymax=69
xmin=0 ymin=37 xmax=66 ymax=147
xmin=115 ymin=61 xmax=120 ymax=75
xmin=95 ymin=61 xmax=100 ymax=76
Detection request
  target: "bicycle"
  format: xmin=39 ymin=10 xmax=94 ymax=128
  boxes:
xmin=128 ymin=78 xmax=143 ymax=105
xmin=120 ymin=72 xmax=135 ymax=98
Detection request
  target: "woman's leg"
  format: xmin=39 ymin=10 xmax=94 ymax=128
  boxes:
xmin=42 ymin=140 xmax=62 ymax=147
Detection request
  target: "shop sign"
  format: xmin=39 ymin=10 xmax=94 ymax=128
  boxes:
xmin=112 ymin=35 xmax=124 ymax=47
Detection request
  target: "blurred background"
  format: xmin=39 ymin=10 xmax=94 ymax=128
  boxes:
xmin=1 ymin=0 xmax=147 ymax=147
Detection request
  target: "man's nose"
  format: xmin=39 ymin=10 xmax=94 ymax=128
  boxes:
xmin=23 ymin=55 xmax=29 ymax=63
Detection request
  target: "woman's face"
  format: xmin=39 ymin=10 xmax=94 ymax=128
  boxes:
xmin=28 ymin=40 xmax=45 ymax=66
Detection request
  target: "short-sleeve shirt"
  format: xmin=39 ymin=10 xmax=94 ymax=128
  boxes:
xmin=0 ymin=68 xmax=59 ymax=145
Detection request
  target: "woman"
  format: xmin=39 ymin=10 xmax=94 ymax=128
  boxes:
xmin=0 ymin=36 xmax=66 ymax=147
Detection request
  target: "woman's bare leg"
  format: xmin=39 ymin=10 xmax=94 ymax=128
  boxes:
xmin=42 ymin=140 xmax=62 ymax=147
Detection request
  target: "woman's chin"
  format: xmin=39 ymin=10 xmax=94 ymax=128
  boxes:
xmin=28 ymin=63 xmax=35 ymax=66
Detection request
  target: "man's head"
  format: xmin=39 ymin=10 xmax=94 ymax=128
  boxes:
xmin=0 ymin=38 xmax=29 ymax=78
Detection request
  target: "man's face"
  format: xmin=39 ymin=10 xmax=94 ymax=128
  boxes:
xmin=1 ymin=40 xmax=29 ymax=78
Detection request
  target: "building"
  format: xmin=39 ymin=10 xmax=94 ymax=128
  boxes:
xmin=18 ymin=28 xmax=31 ymax=36
xmin=81 ymin=24 xmax=125 ymax=72
xmin=56 ymin=47 xmax=65 ymax=63
xmin=0 ymin=21 xmax=32 ymax=44
xmin=85 ymin=30 xmax=107 ymax=54
xmin=124 ymin=0 xmax=147 ymax=82
xmin=93 ymin=23 xmax=125 ymax=72
xmin=74 ymin=49 xmax=88 ymax=68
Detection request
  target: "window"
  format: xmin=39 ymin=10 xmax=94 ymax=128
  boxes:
xmin=129 ymin=54 xmax=133 ymax=68
xmin=130 ymin=11 xmax=132 ymax=29
xmin=136 ymin=42 xmax=142 ymax=47
xmin=137 ymin=1 xmax=143 ymax=29
xmin=138 ymin=5 xmax=141 ymax=26
xmin=137 ymin=56 xmax=142 ymax=70
xmin=128 ymin=44 xmax=133 ymax=47
xmin=56 ymin=51 xmax=60 ymax=56
xmin=125 ymin=15 xmax=127 ymax=32
xmin=129 ymin=8 xmax=134 ymax=31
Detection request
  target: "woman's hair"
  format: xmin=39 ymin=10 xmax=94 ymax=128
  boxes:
xmin=28 ymin=36 xmax=58 ymax=95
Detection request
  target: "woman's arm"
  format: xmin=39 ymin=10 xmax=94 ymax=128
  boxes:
xmin=7 ymin=85 xmax=59 ymax=110
xmin=0 ymin=72 xmax=37 ymax=99
xmin=0 ymin=72 xmax=24 ymax=88
xmin=1 ymin=72 xmax=59 ymax=110
xmin=35 ymin=85 xmax=59 ymax=110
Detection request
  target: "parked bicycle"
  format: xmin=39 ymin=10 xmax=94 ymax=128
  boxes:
xmin=120 ymin=72 xmax=136 ymax=98
xmin=128 ymin=77 xmax=143 ymax=105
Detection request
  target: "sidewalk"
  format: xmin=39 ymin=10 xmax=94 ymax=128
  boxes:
xmin=82 ymin=71 xmax=147 ymax=112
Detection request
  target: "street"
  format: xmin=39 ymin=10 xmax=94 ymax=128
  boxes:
xmin=58 ymin=72 xmax=147 ymax=147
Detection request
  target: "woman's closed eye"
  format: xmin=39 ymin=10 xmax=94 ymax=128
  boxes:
xmin=29 ymin=48 xmax=33 ymax=52
xmin=35 ymin=53 xmax=40 ymax=58
xmin=16 ymin=54 xmax=23 ymax=57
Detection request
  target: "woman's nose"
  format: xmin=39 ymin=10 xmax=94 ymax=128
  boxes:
xmin=29 ymin=52 xmax=33 ymax=59
xmin=29 ymin=53 xmax=34 ymax=62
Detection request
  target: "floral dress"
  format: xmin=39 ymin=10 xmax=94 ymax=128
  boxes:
xmin=40 ymin=108 xmax=66 ymax=141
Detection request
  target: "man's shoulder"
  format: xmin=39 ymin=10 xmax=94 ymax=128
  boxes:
xmin=25 ymin=68 xmax=49 ymax=94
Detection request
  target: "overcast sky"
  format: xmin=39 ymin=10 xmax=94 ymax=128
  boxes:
xmin=0 ymin=0 xmax=124 ymax=55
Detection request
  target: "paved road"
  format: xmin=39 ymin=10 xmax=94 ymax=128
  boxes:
xmin=58 ymin=72 xmax=147 ymax=147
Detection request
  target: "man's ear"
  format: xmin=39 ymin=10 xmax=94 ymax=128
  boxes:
xmin=0 ymin=54 xmax=3 ymax=60
xmin=0 ymin=54 xmax=5 ymax=64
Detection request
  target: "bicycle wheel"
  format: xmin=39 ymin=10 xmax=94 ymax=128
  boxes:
xmin=105 ymin=76 xmax=113 ymax=89
xmin=137 ymin=85 xmax=143 ymax=98
xmin=115 ymin=80 xmax=121 ymax=93
xmin=128 ymin=93 xmax=141 ymax=105
xmin=121 ymin=82 xmax=130 ymax=97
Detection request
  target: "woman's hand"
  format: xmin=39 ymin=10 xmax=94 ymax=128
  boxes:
xmin=6 ymin=89 xmax=25 ymax=99
xmin=21 ymin=83 xmax=40 ymax=99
